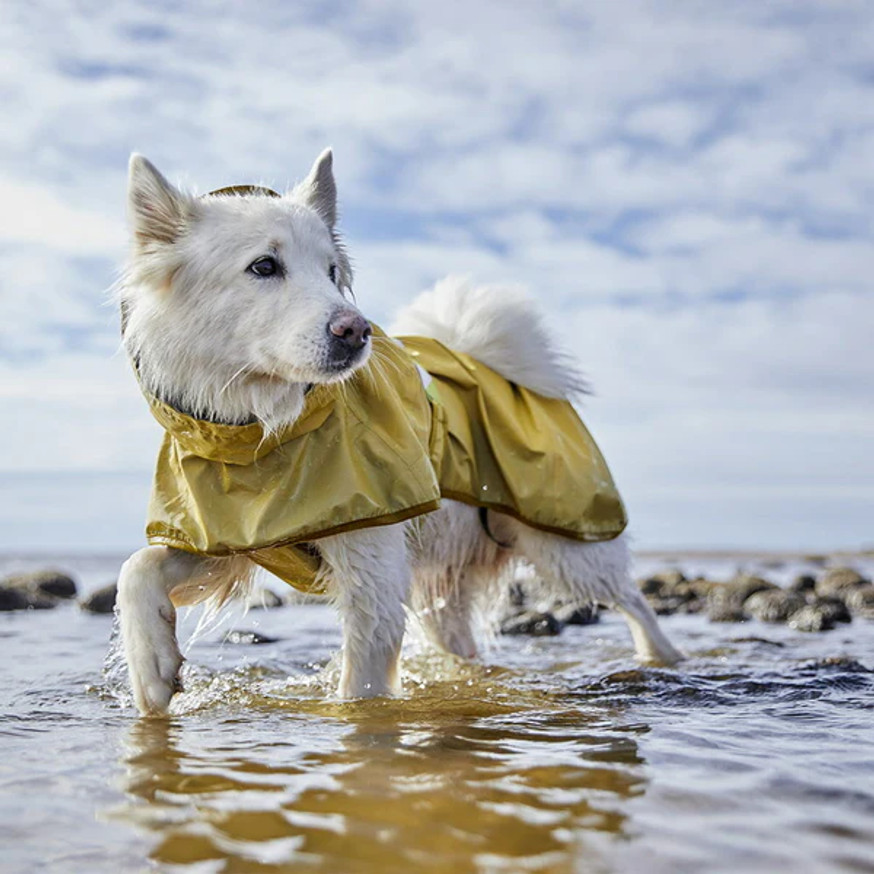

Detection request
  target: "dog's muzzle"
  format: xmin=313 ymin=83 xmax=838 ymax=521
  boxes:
xmin=327 ymin=311 xmax=372 ymax=369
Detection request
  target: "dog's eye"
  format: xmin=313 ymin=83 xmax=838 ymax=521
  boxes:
xmin=248 ymin=256 xmax=281 ymax=278
xmin=328 ymin=264 xmax=338 ymax=284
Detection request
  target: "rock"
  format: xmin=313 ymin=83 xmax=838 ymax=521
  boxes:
xmin=79 ymin=582 xmax=118 ymax=614
xmin=640 ymin=573 xmax=713 ymax=615
xmin=638 ymin=576 xmax=665 ymax=596
xmin=0 ymin=587 xmax=30 ymax=611
xmin=223 ymin=629 xmax=279 ymax=645
xmin=650 ymin=591 xmax=705 ymax=616
xmin=244 ymin=588 xmax=285 ymax=609
xmin=552 ymin=603 xmax=599 ymax=626
xmin=788 ymin=574 xmax=817 ymax=594
xmin=808 ymin=596 xmax=851 ymax=624
xmin=2 ymin=569 xmax=77 ymax=600
xmin=687 ymin=578 xmax=718 ymax=598
xmin=789 ymin=605 xmax=835 ymax=633
xmin=744 ymin=589 xmax=806 ymax=623
xmin=649 ymin=596 xmax=684 ymax=616
xmin=638 ymin=569 xmax=686 ymax=595
xmin=730 ymin=573 xmax=780 ymax=598
xmin=816 ymin=567 xmax=869 ymax=598
xmin=706 ymin=575 xmax=777 ymax=622
xmin=707 ymin=601 xmax=748 ymax=623
xmin=0 ymin=583 xmax=56 ymax=610
xmin=499 ymin=610 xmax=562 ymax=636
xmin=730 ymin=636 xmax=785 ymax=647
xmin=808 ymin=656 xmax=872 ymax=672
xmin=843 ymin=585 xmax=874 ymax=618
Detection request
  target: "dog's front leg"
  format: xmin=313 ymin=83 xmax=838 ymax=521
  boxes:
xmin=117 ymin=546 xmax=208 ymax=716
xmin=318 ymin=525 xmax=410 ymax=698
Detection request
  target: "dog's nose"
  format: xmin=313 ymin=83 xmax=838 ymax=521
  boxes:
xmin=328 ymin=312 xmax=372 ymax=351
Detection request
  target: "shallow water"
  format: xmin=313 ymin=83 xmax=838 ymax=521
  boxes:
xmin=2 ymin=553 xmax=874 ymax=873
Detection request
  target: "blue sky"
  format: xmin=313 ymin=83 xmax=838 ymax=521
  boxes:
xmin=1 ymin=0 xmax=872 ymax=552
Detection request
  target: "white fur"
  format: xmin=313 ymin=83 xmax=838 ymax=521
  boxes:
xmin=122 ymin=151 xmax=359 ymax=433
xmin=390 ymin=275 xmax=589 ymax=400
xmin=117 ymin=150 xmax=681 ymax=716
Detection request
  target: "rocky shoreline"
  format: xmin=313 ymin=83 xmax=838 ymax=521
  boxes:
xmin=2 ymin=557 xmax=872 ymax=641
xmin=637 ymin=566 xmax=873 ymax=631
xmin=497 ymin=562 xmax=874 ymax=638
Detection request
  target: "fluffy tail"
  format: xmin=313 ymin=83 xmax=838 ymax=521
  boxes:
xmin=389 ymin=276 xmax=589 ymax=399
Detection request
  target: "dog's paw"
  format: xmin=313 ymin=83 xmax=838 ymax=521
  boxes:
xmin=131 ymin=648 xmax=184 ymax=716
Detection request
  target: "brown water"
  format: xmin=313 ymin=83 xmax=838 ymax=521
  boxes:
xmin=2 ymin=553 xmax=874 ymax=873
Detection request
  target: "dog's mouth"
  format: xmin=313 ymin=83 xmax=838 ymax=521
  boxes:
xmin=320 ymin=341 xmax=372 ymax=381
xmin=254 ymin=338 xmax=371 ymax=387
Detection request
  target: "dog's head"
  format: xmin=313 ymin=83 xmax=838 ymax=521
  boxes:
xmin=122 ymin=150 xmax=370 ymax=427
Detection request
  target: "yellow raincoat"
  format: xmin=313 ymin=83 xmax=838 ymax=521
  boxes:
xmin=143 ymin=333 xmax=627 ymax=592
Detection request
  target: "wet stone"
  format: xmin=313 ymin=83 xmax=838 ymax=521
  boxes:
xmin=638 ymin=569 xmax=686 ymax=596
xmin=79 ymin=582 xmax=118 ymax=614
xmin=809 ymin=656 xmax=872 ymax=672
xmin=640 ymin=574 xmax=715 ymax=615
xmin=651 ymin=593 xmax=705 ymax=616
xmin=500 ymin=610 xmax=562 ymax=636
xmin=244 ymin=588 xmax=285 ymax=610
xmin=0 ymin=587 xmax=30 ymax=611
xmin=816 ymin=567 xmax=869 ymax=598
xmin=638 ymin=577 xmax=665 ymax=596
xmin=744 ymin=589 xmax=807 ymax=623
xmin=552 ymin=602 xmax=599 ymax=626
xmin=0 ymin=580 xmax=59 ymax=610
xmin=706 ymin=575 xmax=777 ymax=622
xmin=808 ymin=596 xmax=851 ymax=625
xmin=730 ymin=636 xmax=785 ymax=647
xmin=687 ymin=578 xmax=717 ymax=598
xmin=729 ymin=574 xmax=780 ymax=599
xmin=788 ymin=574 xmax=817 ymax=594
xmin=223 ymin=629 xmax=279 ymax=645
xmin=707 ymin=602 xmax=749 ymax=623
xmin=843 ymin=585 xmax=874 ymax=618
xmin=2 ymin=569 xmax=77 ymax=600
xmin=789 ymin=605 xmax=835 ymax=633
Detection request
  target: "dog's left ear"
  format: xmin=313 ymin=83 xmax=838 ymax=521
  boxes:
xmin=296 ymin=148 xmax=337 ymax=229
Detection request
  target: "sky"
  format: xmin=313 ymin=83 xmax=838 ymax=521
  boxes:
xmin=1 ymin=0 xmax=872 ymax=553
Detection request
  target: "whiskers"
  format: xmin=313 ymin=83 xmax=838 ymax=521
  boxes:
xmin=366 ymin=339 xmax=406 ymax=398
xmin=219 ymin=362 xmax=256 ymax=398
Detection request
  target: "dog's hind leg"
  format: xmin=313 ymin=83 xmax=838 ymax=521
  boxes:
xmin=410 ymin=566 xmax=481 ymax=659
xmin=408 ymin=501 xmax=513 ymax=659
xmin=509 ymin=525 xmax=683 ymax=665
xmin=317 ymin=524 xmax=410 ymax=698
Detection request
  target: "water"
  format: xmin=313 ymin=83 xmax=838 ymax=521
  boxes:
xmin=2 ymin=552 xmax=874 ymax=873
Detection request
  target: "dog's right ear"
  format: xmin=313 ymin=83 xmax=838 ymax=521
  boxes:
xmin=128 ymin=155 xmax=194 ymax=248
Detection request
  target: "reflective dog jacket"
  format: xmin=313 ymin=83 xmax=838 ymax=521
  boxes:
xmin=143 ymin=332 xmax=627 ymax=591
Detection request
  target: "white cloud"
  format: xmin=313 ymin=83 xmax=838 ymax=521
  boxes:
xmin=0 ymin=178 xmax=126 ymax=253
xmin=0 ymin=0 xmax=872 ymax=549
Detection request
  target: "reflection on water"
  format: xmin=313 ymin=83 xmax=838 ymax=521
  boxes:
xmin=115 ymin=669 xmax=647 ymax=873
xmin=4 ymin=553 xmax=874 ymax=873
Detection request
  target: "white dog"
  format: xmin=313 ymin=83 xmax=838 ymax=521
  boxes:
xmin=117 ymin=150 xmax=681 ymax=716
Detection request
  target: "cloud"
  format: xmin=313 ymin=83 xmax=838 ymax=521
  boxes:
xmin=0 ymin=178 xmax=126 ymax=253
xmin=0 ymin=0 xmax=872 ymax=549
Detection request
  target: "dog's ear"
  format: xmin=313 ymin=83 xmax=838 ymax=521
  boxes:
xmin=296 ymin=148 xmax=337 ymax=229
xmin=128 ymin=155 xmax=194 ymax=248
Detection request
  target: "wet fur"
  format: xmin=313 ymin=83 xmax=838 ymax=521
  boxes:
xmin=117 ymin=151 xmax=681 ymax=716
